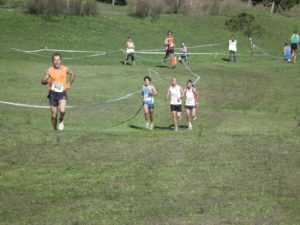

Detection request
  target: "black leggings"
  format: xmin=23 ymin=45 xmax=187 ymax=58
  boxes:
xmin=126 ymin=53 xmax=135 ymax=61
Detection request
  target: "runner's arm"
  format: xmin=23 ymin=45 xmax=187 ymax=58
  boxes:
xmin=150 ymin=86 xmax=157 ymax=96
xmin=193 ymin=87 xmax=200 ymax=104
xmin=179 ymin=86 xmax=184 ymax=100
xmin=67 ymin=67 xmax=75 ymax=86
xmin=166 ymin=88 xmax=170 ymax=99
xmin=41 ymin=70 xmax=50 ymax=85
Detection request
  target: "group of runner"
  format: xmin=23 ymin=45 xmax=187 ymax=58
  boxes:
xmin=41 ymin=31 xmax=196 ymax=131
xmin=142 ymin=76 xmax=199 ymax=131
xmin=124 ymin=31 xmax=188 ymax=67
xmin=41 ymin=30 xmax=299 ymax=131
xmin=283 ymin=30 xmax=299 ymax=63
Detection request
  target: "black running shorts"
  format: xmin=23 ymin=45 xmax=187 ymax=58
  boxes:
xmin=47 ymin=90 xmax=68 ymax=107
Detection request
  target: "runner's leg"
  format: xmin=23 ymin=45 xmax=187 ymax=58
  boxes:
xmin=58 ymin=99 xmax=67 ymax=121
xmin=50 ymin=106 xmax=58 ymax=130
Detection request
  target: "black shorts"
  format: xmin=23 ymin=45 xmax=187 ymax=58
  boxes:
xmin=47 ymin=90 xmax=68 ymax=107
xmin=165 ymin=48 xmax=174 ymax=56
xmin=185 ymin=105 xmax=195 ymax=110
xmin=291 ymin=43 xmax=298 ymax=50
xmin=170 ymin=104 xmax=182 ymax=112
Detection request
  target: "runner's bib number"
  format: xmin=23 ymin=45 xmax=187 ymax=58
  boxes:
xmin=51 ymin=82 xmax=64 ymax=93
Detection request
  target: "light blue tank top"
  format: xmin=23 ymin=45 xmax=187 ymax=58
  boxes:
xmin=142 ymin=85 xmax=154 ymax=103
xmin=284 ymin=46 xmax=291 ymax=59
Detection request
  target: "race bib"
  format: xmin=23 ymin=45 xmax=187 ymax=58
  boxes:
xmin=51 ymin=82 xmax=64 ymax=93
xmin=187 ymin=96 xmax=193 ymax=102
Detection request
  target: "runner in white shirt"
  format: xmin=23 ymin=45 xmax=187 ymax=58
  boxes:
xmin=183 ymin=79 xmax=199 ymax=130
xmin=229 ymin=35 xmax=237 ymax=62
xmin=166 ymin=78 xmax=183 ymax=131
xmin=124 ymin=37 xmax=135 ymax=65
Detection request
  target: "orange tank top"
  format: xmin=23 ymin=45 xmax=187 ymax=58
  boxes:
xmin=48 ymin=65 xmax=68 ymax=92
xmin=166 ymin=37 xmax=174 ymax=46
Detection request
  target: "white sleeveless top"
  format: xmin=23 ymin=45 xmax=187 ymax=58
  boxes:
xmin=185 ymin=88 xmax=195 ymax=106
xmin=169 ymin=85 xmax=182 ymax=105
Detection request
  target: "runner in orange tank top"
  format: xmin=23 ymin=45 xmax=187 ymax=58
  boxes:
xmin=41 ymin=53 xmax=75 ymax=130
xmin=163 ymin=31 xmax=176 ymax=68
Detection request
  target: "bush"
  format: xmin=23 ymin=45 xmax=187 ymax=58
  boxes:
xmin=26 ymin=0 xmax=99 ymax=18
xmin=283 ymin=3 xmax=300 ymax=17
xmin=0 ymin=0 xmax=6 ymax=6
xmin=69 ymin=0 xmax=99 ymax=16
xmin=178 ymin=0 xmax=248 ymax=15
xmin=128 ymin=0 xmax=177 ymax=20
xmin=225 ymin=12 xmax=263 ymax=37
xmin=129 ymin=0 xmax=248 ymax=19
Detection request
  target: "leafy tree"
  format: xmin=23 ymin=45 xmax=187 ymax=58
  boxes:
xmin=225 ymin=12 xmax=263 ymax=37
xmin=242 ymin=0 xmax=300 ymax=12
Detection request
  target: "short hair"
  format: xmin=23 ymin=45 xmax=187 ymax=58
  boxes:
xmin=144 ymin=76 xmax=151 ymax=82
xmin=187 ymin=79 xmax=193 ymax=84
xmin=167 ymin=31 xmax=172 ymax=35
xmin=52 ymin=52 xmax=62 ymax=61
xmin=294 ymin=30 xmax=297 ymax=33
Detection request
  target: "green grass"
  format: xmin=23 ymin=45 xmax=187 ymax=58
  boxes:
xmin=0 ymin=6 xmax=300 ymax=225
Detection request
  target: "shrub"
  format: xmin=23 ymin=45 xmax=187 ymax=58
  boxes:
xmin=178 ymin=0 xmax=247 ymax=15
xmin=0 ymin=0 xmax=6 ymax=6
xmin=69 ymin=0 xmax=99 ymax=16
xmin=26 ymin=0 xmax=99 ymax=18
xmin=225 ymin=12 xmax=263 ymax=37
xmin=128 ymin=0 xmax=177 ymax=20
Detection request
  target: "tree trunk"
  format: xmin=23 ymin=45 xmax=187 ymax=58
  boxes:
xmin=66 ymin=0 xmax=69 ymax=12
xmin=247 ymin=0 xmax=252 ymax=8
xmin=270 ymin=1 xmax=275 ymax=13
xmin=112 ymin=0 xmax=115 ymax=6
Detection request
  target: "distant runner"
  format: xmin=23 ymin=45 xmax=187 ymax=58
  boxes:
xmin=142 ymin=76 xmax=157 ymax=130
xmin=183 ymin=79 xmax=199 ymax=130
xmin=41 ymin=53 xmax=75 ymax=130
xmin=167 ymin=78 xmax=183 ymax=131
xmin=163 ymin=31 xmax=177 ymax=68
xmin=291 ymin=30 xmax=299 ymax=63
xmin=124 ymin=37 xmax=136 ymax=66
xmin=283 ymin=41 xmax=291 ymax=62
xmin=229 ymin=35 xmax=237 ymax=62
xmin=179 ymin=41 xmax=189 ymax=64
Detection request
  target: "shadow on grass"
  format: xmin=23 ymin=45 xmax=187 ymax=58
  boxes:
xmin=128 ymin=125 xmax=144 ymax=130
xmin=155 ymin=65 xmax=173 ymax=69
xmin=120 ymin=61 xmax=133 ymax=66
xmin=129 ymin=124 xmax=187 ymax=130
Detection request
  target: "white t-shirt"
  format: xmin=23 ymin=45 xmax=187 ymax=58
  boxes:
xmin=185 ymin=88 xmax=196 ymax=106
xmin=229 ymin=39 xmax=237 ymax=52
xmin=169 ymin=85 xmax=182 ymax=105
xmin=126 ymin=41 xmax=135 ymax=54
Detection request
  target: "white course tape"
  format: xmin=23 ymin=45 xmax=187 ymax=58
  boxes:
xmin=0 ymin=89 xmax=140 ymax=109
xmin=134 ymin=51 xmax=226 ymax=55
xmin=139 ymin=42 xmax=224 ymax=52
xmin=11 ymin=48 xmax=119 ymax=60
xmin=252 ymin=43 xmax=281 ymax=60
xmin=0 ymin=100 xmax=52 ymax=109
xmin=12 ymin=48 xmax=106 ymax=54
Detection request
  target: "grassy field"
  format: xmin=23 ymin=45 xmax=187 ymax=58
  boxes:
xmin=0 ymin=4 xmax=300 ymax=225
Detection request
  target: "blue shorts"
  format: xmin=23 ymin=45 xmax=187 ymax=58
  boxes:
xmin=143 ymin=102 xmax=154 ymax=109
xmin=48 ymin=90 xmax=68 ymax=107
